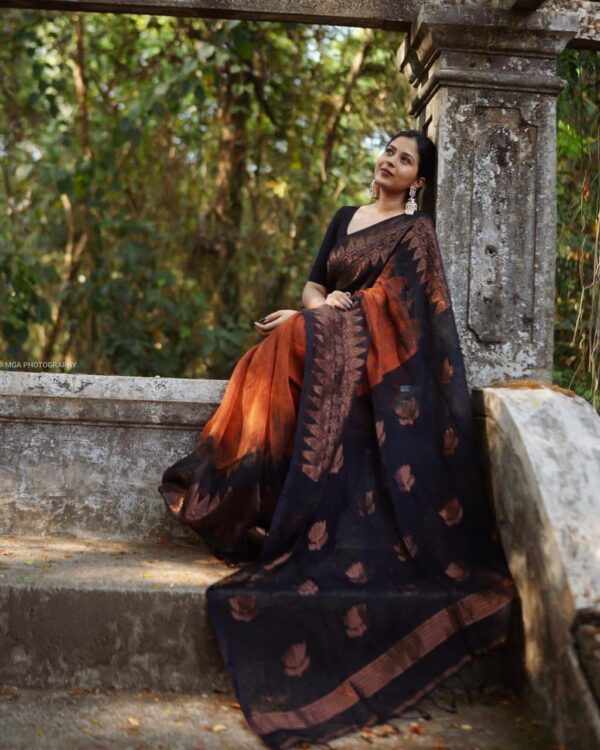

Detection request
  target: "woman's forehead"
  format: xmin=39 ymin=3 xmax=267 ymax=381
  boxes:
xmin=386 ymin=136 xmax=418 ymax=154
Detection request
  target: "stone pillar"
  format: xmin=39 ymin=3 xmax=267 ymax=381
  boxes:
xmin=398 ymin=2 xmax=580 ymax=388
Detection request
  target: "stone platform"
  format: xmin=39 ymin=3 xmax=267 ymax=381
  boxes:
xmin=1 ymin=371 xmax=599 ymax=748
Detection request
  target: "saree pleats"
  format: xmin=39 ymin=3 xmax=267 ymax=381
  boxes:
xmin=159 ymin=311 xmax=305 ymax=561
xmin=158 ymin=210 xmax=515 ymax=749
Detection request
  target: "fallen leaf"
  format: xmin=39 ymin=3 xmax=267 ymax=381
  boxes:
xmin=374 ymin=724 xmax=399 ymax=736
xmin=460 ymin=723 xmax=472 ymax=730
xmin=126 ymin=717 xmax=140 ymax=730
xmin=211 ymin=723 xmax=227 ymax=733
xmin=228 ymin=701 xmax=241 ymax=709
xmin=0 ymin=687 xmax=20 ymax=700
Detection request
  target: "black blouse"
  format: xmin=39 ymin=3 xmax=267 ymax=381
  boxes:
xmin=307 ymin=206 xmax=359 ymax=289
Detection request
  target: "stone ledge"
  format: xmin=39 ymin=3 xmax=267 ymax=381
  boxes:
xmin=0 ymin=371 xmax=229 ymax=540
xmin=0 ymin=371 xmax=227 ymax=427
xmin=0 ymin=535 xmax=231 ymax=692
xmin=473 ymin=383 xmax=600 ymax=749
xmin=0 ymin=534 xmax=516 ymax=701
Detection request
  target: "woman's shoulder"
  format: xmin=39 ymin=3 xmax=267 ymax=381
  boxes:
xmin=412 ymin=209 xmax=435 ymax=224
xmin=331 ymin=205 xmax=435 ymax=230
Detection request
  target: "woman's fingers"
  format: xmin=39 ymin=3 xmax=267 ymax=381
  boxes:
xmin=336 ymin=291 xmax=353 ymax=310
xmin=325 ymin=291 xmax=353 ymax=310
xmin=254 ymin=309 xmax=286 ymax=335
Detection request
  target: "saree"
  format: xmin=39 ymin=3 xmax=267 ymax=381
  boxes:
xmin=158 ymin=209 xmax=516 ymax=749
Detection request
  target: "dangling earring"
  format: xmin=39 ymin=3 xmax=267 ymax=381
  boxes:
xmin=370 ymin=179 xmax=380 ymax=200
xmin=404 ymin=185 xmax=418 ymax=215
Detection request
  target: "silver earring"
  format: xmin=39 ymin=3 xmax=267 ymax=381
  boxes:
xmin=370 ymin=179 xmax=380 ymax=200
xmin=404 ymin=186 xmax=418 ymax=215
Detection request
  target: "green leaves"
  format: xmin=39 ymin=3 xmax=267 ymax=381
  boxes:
xmin=555 ymin=49 xmax=599 ymax=410
xmin=8 ymin=11 xmax=593 ymax=404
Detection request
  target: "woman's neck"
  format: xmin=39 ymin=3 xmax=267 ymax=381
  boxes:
xmin=374 ymin=191 xmax=406 ymax=214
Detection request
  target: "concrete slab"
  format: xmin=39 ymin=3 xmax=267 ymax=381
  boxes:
xmin=0 ymin=370 xmax=226 ymax=540
xmin=475 ymin=384 xmax=600 ymax=748
xmin=0 ymin=535 xmax=518 ymax=700
xmin=0 ymin=535 xmax=231 ymax=692
xmin=0 ymin=683 xmax=559 ymax=750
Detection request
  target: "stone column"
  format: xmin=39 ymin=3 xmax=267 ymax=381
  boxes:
xmin=398 ymin=2 xmax=580 ymax=388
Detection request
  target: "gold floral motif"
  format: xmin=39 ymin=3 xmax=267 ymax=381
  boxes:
xmin=282 ymin=642 xmax=310 ymax=677
xmin=345 ymin=561 xmax=368 ymax=584
xmin=393 ymin=534 xmax=418 ymax=561
xmin=439 ymin=498 xmax=464 ymax=526
xmin=170 ymin=494 xmax=185 ymax=515
xmin=444 ymin=560 xmax=471 ymax=581
xmin=298 ymin=579 xmax=319 ymax=595
xmin=344 ymin=603 xmax=369 ymax=638
xmin=327 ymin=217 xmax=408 ymax=289
xmin=395 ymin=396 xmax=420 ymax=425
xmin=442 ymin=427 xmax=459 ymax=456
xmin=228 ymin=594 xmax=258 ymax=622
xmin=375 ymin=420 xmax=386 ymax=446
xmin=301 ymin=305 xmax=369 ymax=483
xmin=406 ymin=216 xmax=451 ymax=316
xmin=307 ymin=520 xmax=328 ymax=551
xmin=395 ymin=464 xmax=416 ymax=492
xmin=404 ymin=534 xmax=418 ymax=557
xmin=438 ymin=357 xmax=454 ymax=384
xmin=358 ymin=490 xmax=375 ymax=517
xmin=331 ymin=443 xmax=344 ymax=474
xmin=263 ymin=550 xmax=292 ymax=570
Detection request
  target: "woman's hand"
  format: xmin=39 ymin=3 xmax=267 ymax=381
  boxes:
xmin=324 ymin=290 xmax=354 ymax=310
xmin=254 ymin=309 xmax=298 ymax=336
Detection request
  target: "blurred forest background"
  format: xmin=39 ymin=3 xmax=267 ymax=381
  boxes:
xmin=0 ymin=11 xmax=598 ymax=410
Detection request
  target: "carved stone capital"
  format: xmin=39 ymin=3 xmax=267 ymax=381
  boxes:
xmin=399 ymin=3 xmax=581 ymax=115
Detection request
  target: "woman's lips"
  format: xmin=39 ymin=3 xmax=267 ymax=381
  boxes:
xmin=380 ymin=167 xmax=393 ymax=176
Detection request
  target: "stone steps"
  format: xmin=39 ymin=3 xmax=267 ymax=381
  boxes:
xmin=0 ymin=534 xmax=519 ymax=696
xmin=0 ymin=683 xmax=559 ymax=750
xmin=4 ymin=371 xmax=599 ymax=747
xmin=0 ymin=535 xmax=230 ymax=693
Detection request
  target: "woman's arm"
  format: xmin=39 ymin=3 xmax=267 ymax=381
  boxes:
xmin=302 ymin=281 xmax=327 ymax=310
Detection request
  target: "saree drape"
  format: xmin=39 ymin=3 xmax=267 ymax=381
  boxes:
xmin=158 ymin=210 xmax=516 ymax=750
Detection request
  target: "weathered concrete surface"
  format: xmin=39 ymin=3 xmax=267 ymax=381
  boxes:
xmin=0 ymin=0 xmax=596 ymax=49
xmin=0 ymin=535 xmax=231 ymax=692
xmin=474 ymin=383 xmax=600 ymax=750
xmin=0 ymin=371 xmax=226 ymax=540
xmin=399 ymin=4 xmax=580 ymax=388
xmin=0 ymin=534 xmax=520 ymax=698
xmin=0 ymin=684 xmax=560 ymax=750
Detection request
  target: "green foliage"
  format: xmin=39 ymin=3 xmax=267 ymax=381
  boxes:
xmin=0 ymin=11 xmax=597 ymax=412
xmin=0 ymin=10 xmax=409 ymax=378
xmin=555 ymin=50 xmax=599 ymax=410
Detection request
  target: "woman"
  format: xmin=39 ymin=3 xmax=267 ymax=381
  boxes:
xmin=158 ymin=130 xmax=516 ymax=750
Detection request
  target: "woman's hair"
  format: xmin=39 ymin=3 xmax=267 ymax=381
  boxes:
xmin=384 ymin=129 xmax=437 ymax=189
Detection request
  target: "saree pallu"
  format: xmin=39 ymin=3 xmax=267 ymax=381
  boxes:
xmin=158 ymin=210 xmax=516 ymax=750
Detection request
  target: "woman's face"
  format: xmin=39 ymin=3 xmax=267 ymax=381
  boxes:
xmin=375 ymin=136 xmax=424 ymax=194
